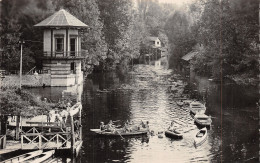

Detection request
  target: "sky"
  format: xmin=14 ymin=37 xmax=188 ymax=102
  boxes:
xmin=159 ymin=0 xmax=193 ymax=5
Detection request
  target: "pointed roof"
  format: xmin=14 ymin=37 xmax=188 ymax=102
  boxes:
xmin=182 ymin=51 xmax=199 ymax=61
xmin=35 ymin=9 xmax=88 ymax=28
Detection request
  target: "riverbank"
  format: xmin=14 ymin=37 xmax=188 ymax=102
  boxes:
xmin=227 ymin=74 xmax=259 ymax=86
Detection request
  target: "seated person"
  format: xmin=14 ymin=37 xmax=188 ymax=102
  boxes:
xmin=100 ymin=122 xmax=106 ymax=131
xmin=140 ymin=120 xmax=145 ymax=128
xmin=168 ymin=121 xmax=175 ymax=131
xmin=145 ymin=121 xmax=149 ymax=130
xmin=106 ymin=123 xmax=116 ymax=133
xmin=123 ymin=122 xmax=132 ymax=132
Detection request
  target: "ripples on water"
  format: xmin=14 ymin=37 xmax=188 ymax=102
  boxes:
xmin=82 ymin=65 xmax=219 ymax=163
xmin=28 ymin=64 xmax=258 ymax=163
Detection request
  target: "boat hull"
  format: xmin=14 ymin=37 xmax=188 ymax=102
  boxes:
xmin=165 ymin=130 xmax=183 ymax=139
xmin=194 ymin=128 xmax=207 ymax=147
xmin=0 ymin=150 xmax=43 ymax=163
xmin=194 ymin=119 xmax=211 ymax=127
xmin=28 ymin=150 xmax=55 ymax=163
xmin=90 ymin=129 xmax=148 ymax=137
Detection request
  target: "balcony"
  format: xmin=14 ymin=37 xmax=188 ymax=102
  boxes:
xmin=43 ymin=51 xmax=88 ymax=59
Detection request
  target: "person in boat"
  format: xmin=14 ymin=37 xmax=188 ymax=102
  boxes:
xmin=145 ymin=121 xmax=149 ymax=130
xmin=100 ymin=122 xmax=106 ymax=131
xmin=123 ymin=121 xmax=132 ymax=133
xmin=139 ymin=120 xmax=145 ymax=129
xmin=106 ymin=122 xmax=116 ymax=133
xmin=168 ymin=121 xmax=175 ymax=131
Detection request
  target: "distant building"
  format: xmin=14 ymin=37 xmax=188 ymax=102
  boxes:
xmin=35 ymin=9 xmax=88 ymax=86
xmin=181 ymin=51 xmax=199 ymax=77
xmin=147 ymin=37 xmax=161 ymax=48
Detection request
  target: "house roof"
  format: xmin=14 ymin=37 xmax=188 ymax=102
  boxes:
xmin=34 ymin=9 xmax=88 ymax=28
xmin=181 ymin=51 xmax=199 ymax=61
xmin=147 ymin=37 xmax=159 ymax=41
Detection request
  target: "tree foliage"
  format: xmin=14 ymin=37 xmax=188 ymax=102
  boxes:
xmin=0 ymin=0 xmax=55 ymax=71
xmin=165 ymin=0 xmax=258 ymax=79
xmin=0 ymin=0 xmax=173 ymax=73
xmin=194 ymin=0 xmax=259 ymax=78
xmin=0 ymin=88 xmax=53 ymax=117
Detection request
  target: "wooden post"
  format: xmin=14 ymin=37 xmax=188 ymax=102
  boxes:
xmin=20 ymin=116 xmax=23 ymax=135
xmin=15 ymin=116 xmax=20 ymax=140
xmin=57 ymin=134 xmax=59 ymax=148
xmin=39 ymin=135 xmax=42 ymax=149
xmin=70 ymin=114 xmax=75 ymax=154
xmin=79 ymin=107 xmax=82 ymax=140
xmin=21 ymin=135 xmax=23 ymax=149
xmin=3 ymin=135 xmax=6 ymax=149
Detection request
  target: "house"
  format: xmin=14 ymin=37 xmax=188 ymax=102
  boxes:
xmin=181 ymin=51 xmax=199 ymax=77
xmin=34 ymin=9 xmax=88 ymax=86
xmin=147 ymin=37 xmax=161 ymax=48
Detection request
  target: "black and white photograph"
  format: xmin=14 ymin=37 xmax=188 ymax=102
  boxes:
xmin=0 ymin=0 xmax=259 ymax=162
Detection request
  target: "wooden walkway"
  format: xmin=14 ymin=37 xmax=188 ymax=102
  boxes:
xmin=0 ymin=141 xmax=21 ymax=155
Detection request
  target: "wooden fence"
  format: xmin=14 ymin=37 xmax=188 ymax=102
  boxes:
xmin=21 ymin=132 xmax=71 ymax=149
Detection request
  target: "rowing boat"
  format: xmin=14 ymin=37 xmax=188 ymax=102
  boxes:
xmin=90 ymin=129 xmax=148 ymax=136
xmin=165 ymin=130 xmax=183 ymax=139
xmin=0 ymin=150 xmax=43 ymax=163
xmin=24 ymin=150 xmax=55 ymax=163
xmin=190 ymin=101 xmax=206 ymax=116
xmin=194 ymin=127 xmax=207 ymax=147
xmin=194 ymin=114 xmax=212 ymax=127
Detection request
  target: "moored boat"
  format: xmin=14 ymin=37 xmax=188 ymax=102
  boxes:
xmin=190 ymin=101 xmax=206 ymax=116
xmin=90 ymin=129 xmax=148 ymax=136
xmin=165 ymin=130 xmax=183 ymax=139
xmin=194 ymin=127 xmax=207 ymax=147
xmin=194 ymin=114 xmax=212 ymax=127
xmin=0 ymin=150 xmax=43 ymax=163
xmin=23 ymin=150 xmax=55 ymax=163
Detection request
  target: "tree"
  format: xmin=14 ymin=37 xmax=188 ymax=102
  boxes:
xmin=165 ymin=10 xmax=196 ymax=68
xmin=0 ymin=87 xmax=53 ymax=117
xmin=0 ymin=0 xmax=55 ymax=71
xmin=97 ymin=0 xmax=134 ymax=71
xmin=193 ymin=0 xmax=259 ymax=78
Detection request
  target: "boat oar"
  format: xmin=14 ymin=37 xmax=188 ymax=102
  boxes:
xmin=116 ymin=130 xmax=124 ymax=140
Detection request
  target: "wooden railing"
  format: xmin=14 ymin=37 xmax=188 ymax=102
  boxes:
xmin=43 ymin=51 xmax=87 ymax=59
xmin=26 ymin=66 xmax=36 ymax=75
xmin=21 ymin=132 xmax=71 ymax=149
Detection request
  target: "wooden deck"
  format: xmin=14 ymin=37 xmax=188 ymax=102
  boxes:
xmin=0 ymin=141 xmax=21 ymax=155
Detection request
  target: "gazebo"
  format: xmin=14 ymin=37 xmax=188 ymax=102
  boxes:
xmin=35 ymin=9 xmax=88 ymax=86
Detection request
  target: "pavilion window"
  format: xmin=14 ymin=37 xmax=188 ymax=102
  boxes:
xmin=55 ymin=35 xmax=64 ymax=52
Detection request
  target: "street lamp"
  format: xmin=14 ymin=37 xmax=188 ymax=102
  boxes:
xmin=19 ymin=40 xmax=25 ymax=89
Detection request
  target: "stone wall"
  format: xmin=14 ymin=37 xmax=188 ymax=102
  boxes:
xmin=0 ymin=74 xmax=51 ymax=87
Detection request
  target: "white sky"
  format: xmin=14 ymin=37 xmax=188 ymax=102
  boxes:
xmin=159 ymin=0 xmax=193 ymax=5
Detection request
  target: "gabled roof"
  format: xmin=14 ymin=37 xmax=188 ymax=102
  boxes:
xmin=35 ymin=9 xmax=88 ymax=28
xmin=147 ymin=37 xmax=160 ymax=41
xmin=182 ymin=51 xmax=199 ymax=61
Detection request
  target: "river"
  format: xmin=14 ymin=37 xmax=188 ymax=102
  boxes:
xmin=29 ymin=64 xmax=258 ymax=163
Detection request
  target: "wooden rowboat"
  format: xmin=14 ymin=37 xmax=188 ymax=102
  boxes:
xmin=194 ymin=114 xmax=212 ymax=127
xmin=165 ymin=130 xmax=183 ymax=139
xmin=194 ymin=127 xmax=207 ymax=147
xmin=90 ymin=129 xmax=148 ymax=136
xmin=0 ymin=150 xmax=43 ymax=163
xmin=25 ymin=150 xmax=55 ymax=163
xmin=190 ymin=101 xmax=206 ymax=116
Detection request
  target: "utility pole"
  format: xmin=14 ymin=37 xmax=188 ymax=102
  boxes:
xmin=19 ymin=40 xmax=25 ymax=89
